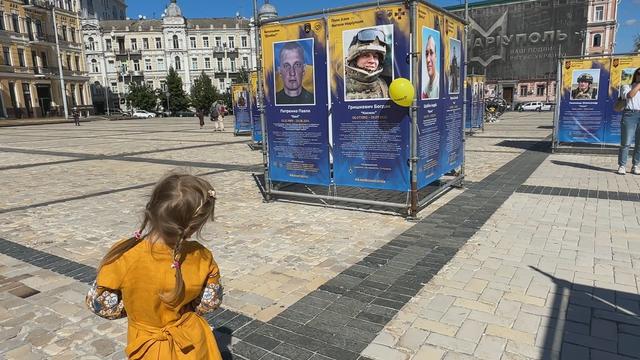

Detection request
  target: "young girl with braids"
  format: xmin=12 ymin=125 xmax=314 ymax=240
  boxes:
xmin=86 ymin=172 xmax=224 ymax=359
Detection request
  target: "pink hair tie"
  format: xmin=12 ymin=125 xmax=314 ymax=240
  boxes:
xmin=171 ymin=261 xmax=181 ymax=269
xmin=133 ymin=230 xmax=142 ymax=240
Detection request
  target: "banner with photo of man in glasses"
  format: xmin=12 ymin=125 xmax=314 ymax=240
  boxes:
xmin=261 ymin=19 xmax=330 ymax=186
xmin=416 ymin=4 xmax=465 ymax=189
xmin=328 ymin=6 xmax=411 ymax=191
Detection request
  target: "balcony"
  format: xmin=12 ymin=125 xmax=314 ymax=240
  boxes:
xmin=29 ymin=34 xmax=56 ymax=45
xmin=213 ymin=47 xmax=225 ymax=54
xmin=0 ymin=64 xmax=14 ymax=73
xmin=22 ymin=0 xmax=51 ymax=11
xmin=115 ymin=49 xmax=142 ymax=58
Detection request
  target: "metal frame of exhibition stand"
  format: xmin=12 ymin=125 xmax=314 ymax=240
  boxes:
xmin=465 ymin=73 xmax=486 ymax=136
xmin=552 ymin=52 xmax=639 ymax=154
xmin=252 ymin=0 xmax=467 ymax=218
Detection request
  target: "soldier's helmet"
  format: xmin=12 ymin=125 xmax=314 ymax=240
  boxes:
xmin=577 ymin=73 xmax=593 ymax=84
xmin=346 ymin=28 xmax=387 ymax=66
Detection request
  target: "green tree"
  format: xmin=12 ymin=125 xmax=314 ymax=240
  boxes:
xmin=126 ymin=83 xmax=157 ymax=111
xmin=221 ymin=89 xmax=232 ymax=110
xmin=236 ymin=67 xmax=250 ymax=84
xmin=190 ymin=71 xmax=219 ymax=113
xmin=165 ymin=67 xmax=190 ymax=111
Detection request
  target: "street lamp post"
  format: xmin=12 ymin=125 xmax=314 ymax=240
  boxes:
xmin=165 ymin=91 xmax=171 ymax=115
xmin=49 ymin=1 xmax=69 ymax=121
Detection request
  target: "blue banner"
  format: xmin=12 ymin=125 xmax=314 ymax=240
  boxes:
xmin=557 ymin=59 xmax=610 ymax=144
xmin=261 ymin=20 xmax=331 ymax=185
xmin=250 ymin=72 xmax=263 ymax=143
xmin=416 ymin=10 xmax=464 ymax=189
xmin=232 ymin=85 xmax=252 ymax=135
xmin=328 ymin=7 xmax=411 ymax=191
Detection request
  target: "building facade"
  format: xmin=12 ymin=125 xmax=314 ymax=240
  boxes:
xmin=584 ymin=0 xmax=617 ymax=56
xmin=448 ymin=0 xmax=618 ymax=105
xmin=0 ymin=0 xmax=92 ymax=119
xmin=82 ymin=0 xmax=256 ymax=113
xmin=79 ymin=0 xmax=126 ymax=21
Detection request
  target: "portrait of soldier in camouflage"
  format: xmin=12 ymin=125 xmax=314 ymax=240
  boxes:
xmin=571 ymin=73 xmax=598 ymax=100
xmin=344 ymin=27 xmax=391 ymax=101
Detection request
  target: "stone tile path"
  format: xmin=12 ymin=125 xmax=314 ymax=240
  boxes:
xmin=1 ymin=112 xmax=638 ymax=359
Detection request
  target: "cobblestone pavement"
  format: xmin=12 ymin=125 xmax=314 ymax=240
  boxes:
xmin=1 ymin=112 xmax=638 ymax=359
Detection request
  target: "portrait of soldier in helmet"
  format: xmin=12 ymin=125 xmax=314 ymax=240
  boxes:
xmin=571 ymin=71 xmax=599 ymax=100
xmin=343 ymin=26 xmax=393 ymax=101
xmin=274 ymin=39 xmax=315 ymax=106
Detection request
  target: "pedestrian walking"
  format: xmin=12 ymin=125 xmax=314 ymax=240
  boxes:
xmin=72 ymin=107 xmax=80 ymax=126
xmin=617 ymin=67 xmax=640 ymax=175
xmin=86 ymin=171 xmax=224 ymax=359
xmin=210 ymin=100 xmax=225 ymax=132
xmin=197 ymin=109 xmax=205 ymax=129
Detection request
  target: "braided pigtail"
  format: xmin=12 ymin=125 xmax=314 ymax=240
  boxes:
xmin=99 ymin=216 xmax=150 ymax=270
xmin=159 ymin=232 xmax=187 ymax=307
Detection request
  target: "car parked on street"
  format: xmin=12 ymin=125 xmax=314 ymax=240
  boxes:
xmin=173 ymin=110 xmax=196 ymax=117
xmin=519 ymin=102 xmax=552 ymax=112
xmin=132 ymin=110 xmax=156 ymax=118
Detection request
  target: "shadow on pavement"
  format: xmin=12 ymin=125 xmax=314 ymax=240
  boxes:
xmin=214 ymin=327 xmax=234 ymax=359
xmin=496 ymin=140 xmax=551 ymax=153
xmin=252 ymin=173 xmax=461 ymax=216
xmin=550 ymin=160 xmax=615 ymax=173
xmin=531 ymin=266 xmax=640 ymax=360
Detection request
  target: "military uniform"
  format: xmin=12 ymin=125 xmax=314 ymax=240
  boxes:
xmin=276 ymin=88 xmax=314 ymax=105
xmin=572 ymin=73 xmax=598 ymax=100
xmin=571 ymin=87 xmax=598 ymax=100
xmin=344 ymin=30 xmax=389 ymax=100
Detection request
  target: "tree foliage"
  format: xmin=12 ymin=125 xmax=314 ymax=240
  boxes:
xmin=191 ymin=72 xmax=219 ymax=113
xmin=237 ymin=67 xmax=250 ymax=84
xmin=165 ymin=67 xmax=190 ymax=111
xmin=126 ymin=83 xmax=157 ymax=111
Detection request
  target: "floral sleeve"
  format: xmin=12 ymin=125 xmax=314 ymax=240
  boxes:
xmin=192 ymin=256 xmax=223 ymax=315
xmin=85 ymin=281 xmax=126 ymax=320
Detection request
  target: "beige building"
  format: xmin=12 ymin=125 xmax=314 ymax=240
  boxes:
xmin=83 ymin=0 xmax=257 ymax=113
xmin=0 ymin=0 xmax=91 ymax=119
xmin=585 ymin=0 xmax=617 ymax=55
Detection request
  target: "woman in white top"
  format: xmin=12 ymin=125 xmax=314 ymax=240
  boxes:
xmin=618 ymin=68 xmax=640 ymax=175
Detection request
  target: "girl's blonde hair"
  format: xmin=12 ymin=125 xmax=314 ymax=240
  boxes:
xmin=99 ymin=171 xmax=216 ymax=307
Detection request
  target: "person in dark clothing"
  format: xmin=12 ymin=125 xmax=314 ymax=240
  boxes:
xmin=72 ymin=107 xmax=80 ymax=126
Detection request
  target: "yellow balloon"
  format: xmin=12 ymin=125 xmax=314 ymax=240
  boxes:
xmin=389 ymin=78 xmax=415 ymax=107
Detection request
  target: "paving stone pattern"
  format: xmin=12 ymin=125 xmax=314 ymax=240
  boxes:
xmin=2 ymin=113 xmax=639 ymax=359
xmin=229 ymin=130 xmax=552 ymax=359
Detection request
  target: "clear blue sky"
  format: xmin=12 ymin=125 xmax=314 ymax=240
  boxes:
xmin=127 ymin=0 xmax=638 ymax=53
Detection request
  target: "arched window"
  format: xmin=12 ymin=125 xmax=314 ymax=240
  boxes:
xmin=175 ymin=56 xmax=181 ymax=70
xmin=172 ymin=35 xmax=179 ymax=49
xmin=593 ymin=34 xmax=602 ymax=47
xmin=88 ymin=37 xmax=95 ymax=51
xmin=91 ymin=59 xmax=99 ymax=73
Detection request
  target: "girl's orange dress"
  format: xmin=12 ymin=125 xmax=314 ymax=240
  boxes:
xmin=86 ymin=239 xmax=223 ymax=359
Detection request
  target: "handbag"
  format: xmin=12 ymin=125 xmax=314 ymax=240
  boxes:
xmin=614 ymin=98 xmax=627 ymax=112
